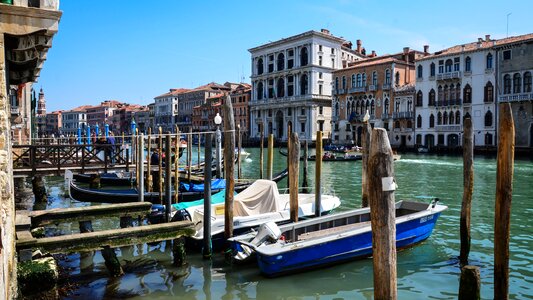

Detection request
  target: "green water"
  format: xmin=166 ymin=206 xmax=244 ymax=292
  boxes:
xmin=36 ymin=149 xmax=532 ymax=299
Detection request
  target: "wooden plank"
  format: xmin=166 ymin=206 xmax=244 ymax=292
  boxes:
xmin=16 ymin=230 xmax=35 ymax=242
xmin=16 ymin=221 xmax=195 ymax=254
xmin=15 ymin=210 xmax=31 ymax=231
xmin=298 ymin=221 xmax=371 ymax=241
xmin=29 ymin=202 xmax=152 ymax=227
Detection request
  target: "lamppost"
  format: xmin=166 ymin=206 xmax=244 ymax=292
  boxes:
xmin=214 ymin=113 xmax=222 ymax=178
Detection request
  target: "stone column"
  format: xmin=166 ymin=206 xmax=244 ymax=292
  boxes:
xmin=0 ymin=33 xmax=17 ymax=300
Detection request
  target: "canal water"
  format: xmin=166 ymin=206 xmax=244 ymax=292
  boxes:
xmin=31 ymin=148 xmax=532 ymax=299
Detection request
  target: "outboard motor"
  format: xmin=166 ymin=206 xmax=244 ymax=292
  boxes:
xmin=171 ymin=209 xmax=192 ymax=222
xmin=148 ymin=204 xmax=165 ymax=224
xmin=235 ymin=222 xmax=282 ymax=261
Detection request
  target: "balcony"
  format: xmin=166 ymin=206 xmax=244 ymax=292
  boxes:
xmin=434 ymin=98 xmax=462 ymax=107
xmin=382 ymin=83 xmax=391 ymax=90
xmin=435 ymin=125 xmax=462 ymax=132
xmin=368 ymin=84 xmax=378 ymax=91
xmin=393 ymin=112 xmax=414 ymax=119
xmin=499 ymin=93 xmax=533 ymax=102
xmin=10 ymin=107 xmax=20 ymax=115
xmin=4 ymin=0 xmax=60 ymax=10
xmin=436 ymin=71 xmax=462 ymax=81
xmin=349 ymin=86 xmax=366 ymax=93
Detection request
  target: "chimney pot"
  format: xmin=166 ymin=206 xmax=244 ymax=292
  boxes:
xmin=478 ymin=38 xmax=483 ymax=43
xmin=321 ymin=29 xmax=330 ymax=35
xmin=356 ymin=39 xmax=362 ymax=53
xmin=485 ymin=34 xmax=491 ymax=41
xmin=423 ymin=45 xmax=429 ymax=53
xmin=403 ymin=47 xmax=410 ymax=54
xmin=371 ymin=50 xmax=376 ymax=57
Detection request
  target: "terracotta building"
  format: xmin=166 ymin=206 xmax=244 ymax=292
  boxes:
xmin=230 ymin=83 xmax=251 ymax=140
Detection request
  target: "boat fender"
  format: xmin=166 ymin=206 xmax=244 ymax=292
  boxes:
xmin=171 ymin=209 xmax=192 ymax=222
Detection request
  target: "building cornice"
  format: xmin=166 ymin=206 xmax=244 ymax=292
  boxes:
xmin=249 ymin=30 xmax=346 ymax=53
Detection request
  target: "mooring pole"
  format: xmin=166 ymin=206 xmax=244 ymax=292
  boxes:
xmin=197 ymin=132 xmax=201 ymax=166
xmin=174 ymin=126 xmax=180 ymax=204
xmin=460 ymin=117 xmax=474 ymax=265
xmin=147 ymin=127 xmax=152 ymax=192
xmin=368 ymin=128 xmax=397 ymax=300
xmin=138 ymin=133 xmax=144 ymax=202
xmin=158 ymin=126 xmax=163 ymax=204
xmin=315 ymin=131 xmax=323 ymax=217
xmin=223 ymin=95 xmax=236 ymax=239
xmin=267 ymin=134 xmax=274 ymax=180
xmin=361 ymin=113 xmax=372 ymax=207
xmin=287 ymin=124 xmax=291 ymax=189
xmin=289 ymin=132 xmax=300 ymax=223
xmin=302 ymin=139 xmax=309 ymax=192
xmin=459 ymin=265 xmax=480 ymax=300
xmin=188 ymin=128 xmax=193 ymax=184
xmin=494 ymin=103 xmax=515 ymax=300
xmin=259 ymin=123 xmax=264 ymax=179
xmin=202 ymin=133 xmax=213 ymax=259
xmin=237 ymin=124 xmax=242 ymax=179
xmin=165 ymin=132 xmax=172 ymax=222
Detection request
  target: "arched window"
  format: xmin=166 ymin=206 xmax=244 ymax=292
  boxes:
xmin=362 ymin=73 xmax=367 ymax=87
xmin=351 ymin=74 xmax=356 ymax=88
xmin=438 ymin=86 xmax=443 ymax=104
xmin=455 ymin=111 xmax=461 ymax=125
xmin=407 ymin=120 xmax=413 ymax=129
xmin=394 ymin=120 xmax=400 ymax=129
xmin=385 ymin=69 xmax=391 ymax=84
xmin=257 ymin=58 xmax=264 ymax=75
xmin=300 ymin=74 xmax=308 ymax=95
xmin=372 ymin=71 xmax=378 ymax=86
xmin=256 ymin=82 xmax=264 ymax=100
xmin=395 ymin=100 xmax=400 ymax=112
xmin=416 ymin=90 xmax=423 ymax=107
xmin=437 ymin=112 xmax=442 ymax=125
xmin=484 ymin=81 xmax=494 ymax=102
xmin=429 ymin=114 xmax=435 ymax=128
xmin=513 ymin=73 xmax=522 ymax=94
xmin=346 ymin=101 xmax=351 ymax=118
xmin=335 ymin=101 xmax=339 ymax=116
xmin=300 ymin=47 xmax=308 ymax=66
xmin=445 ymin=59 xmax=453 ymax=72
xmin=449 ymin=110 xmax=455 ymax=124
xmin=417 ymin=65 xmax=423 ymax=78
xmin=277 ymin=78 xmax=285 ymax=98
xmin=395 ymin=71 xmax=400 ymax=85
xmin=429 ymin=89 xmax=436 ymax=106
xmin=443 ymin=111 xmax=448 ymax=125
xmin=417 ymin=115 xmax=422 ymax=128
xmin=485 ymin=110 xmax=493 ymax=127
xmin=465 ymin=56 xmax=471 ymax=72
xmin=503 ymin=74 xmax=511 ymax=94
xmin=335 ymin=77 xmax=339 ymax=90
xmin=370 ymin=100 xmax=375 ymax=115
xmin=463 ymin=84 xmax=472 ymax=103
xmin=356 ymin=74 xmax=362 ymax=87
xmin=486 ymin=53 xmax=493 ymax=69
xmin=430 ymin=63 xmax=435 ymax=77
xmin=524 ymin=72 xmax=532 ymax=93
xmin=342 ymin=76 xmax=347 ymax=90
xmin=443 ymin=85 xmax=449 ymax=103
xmin=407 ymin=100 xmax=412 ymax=112
xmin=450 ymin=84 xmax=456 ymax=101
xmin=384 ymin=98 xmax=389 ymax=116
xmin=455 ymin=83 xmax=461 ymax=102
xmin=277 ymin=53 xmax=285 ymax=71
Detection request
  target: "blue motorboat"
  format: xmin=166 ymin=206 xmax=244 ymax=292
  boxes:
xmin=229 ymin=200 xmax=447 ymax=277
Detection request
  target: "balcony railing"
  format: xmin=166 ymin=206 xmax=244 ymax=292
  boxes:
xmin=368 ymin=84 xmax=378 ymax=91
xmin=381 ymin=114 xmax=391 ymax=120
xmin=499 ymin=93 xmax=533 ymax=102
xmin=434 ymin=98 xmax=462 ymax=107
xmin=436 ymin=71 xmax=462 ymax=81
xmin=435 ymin=125 xmax=462 ymax=132
xmin=393 ymin=112 xmax=414 ymax=119
xmin=382 ymin=83 xmax=391 ymax=90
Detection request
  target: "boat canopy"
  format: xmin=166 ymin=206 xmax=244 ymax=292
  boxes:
xmin=233 ymin=180 xmax=280 ymax=217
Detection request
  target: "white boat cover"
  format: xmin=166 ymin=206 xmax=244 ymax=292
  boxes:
xmin=233 ymin=180 xmax=280 ymax=216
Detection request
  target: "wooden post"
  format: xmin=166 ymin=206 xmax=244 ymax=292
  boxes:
xmin=361 ymin=119 xmax=372 ymax=207
xmin=223 ymin=95 xmax=236 ymax=239
xmin=32 ymin=176 xmax=47 ymax=203
xmin=267 ymin=134 xmax=274 ymax=180
xmin=197 ymin=132 xmax=201 ymax=166
xmin=259 ymin=124 xmax=264 ymax=179
xmin=459 ymin=265 xmax=480 ymax=300
xmin=174 ymin=127 xmax=180 ymax=204
xmin=30 ymin=146 xmax=37 ymax=175
xmin=460 ymin=117 xmax=474 ymax=266
xmin=302 ymin=139 xmax=309 ymax=191
xmin=101 ymin=246 xmax=124 ymax=277
xmin=287 ymin=124 xmax=291 ymax=189
xmin=138 ymin=134 xmax=144 ymax=203
xmin=158 ymin=127 xmax=163 ymax=204
xmin=203 ymin=133 xmax=213 ymax=258
xmin=173 ymin=237 xmax=186 ymax=266
xmin=125 ymin=148 xmax=130 ymax=172
xmin=81 ymin=143 xmax=86 ymax=174
xmin=289 ymin=132 xmax=300 ymax=223
xmin=237 ymin=124 xmax=241 ymax=179
xmin=103 ymin=144 xmax=108 ymax=173
xmin=147 ymin=127 xmax=152 ymax=192
xmin=165 ymin=132 xmax=172 ymax=222
xmin=368 ymin=128 xmax=397 ymax=300
xmin=315 ymin=131 xmax=323 ymax=217
xmin=188 ymin=128 xmax=192 ymax=184
xmin=56 ymin=146 xmax=61 ymax=176
xmin=494 ymin=103 xmax=515 ymax=300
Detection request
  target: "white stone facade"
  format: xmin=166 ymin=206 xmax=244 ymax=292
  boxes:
xmin=249 ymin=30 xmax=362 ymax=142
xmin=61 ymin=110 xmax=87 ymax=135
xmin=154 ymin=91 xmax=178 ymax=132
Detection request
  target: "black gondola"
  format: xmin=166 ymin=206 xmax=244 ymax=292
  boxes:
xmin=278 ymin=149 xmax=361 ymax=161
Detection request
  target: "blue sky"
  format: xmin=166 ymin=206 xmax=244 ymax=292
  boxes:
xmin=39 ymin=0 xmax=531 ymax=112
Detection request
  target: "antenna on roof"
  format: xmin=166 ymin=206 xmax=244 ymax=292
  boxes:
xmin=506 ymin=12 xmax=512 ymax=37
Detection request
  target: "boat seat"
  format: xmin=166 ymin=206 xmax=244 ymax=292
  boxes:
xmin=297 ymin=221 xmax=371 ymax=241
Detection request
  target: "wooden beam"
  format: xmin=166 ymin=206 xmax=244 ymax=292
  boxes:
xmin=289 ymin=132 xmax=300 ymax=223
xmin=460 ymin=117 xmax=474 ymax=265
xmin=223 ymin=95 xmax=236 ymax=239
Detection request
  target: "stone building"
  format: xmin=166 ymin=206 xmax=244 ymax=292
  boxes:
xmin=230 ymin=83 xmax=251 ymax=140
xmin=0 ymin=1 xmax=61 ymax=298
xmin=192 ymin=93 xmax=224 ymax=132
xmin=249 ymin=29 xmax=364 ymax=142
xmin=495 ymin=34 xmax=533 ymax=148
xmin=35 ymin=88 xmax=46 ymax=137
xmin=153 ymin=88 xmax=189 ymax=132
xmin=45 ymin=110 xmax=62 ymax=136
xmin=332 ymin=47 xmax=424 ymax=146
xmin=86 ymin=100 xmax=122 ymax=128
xmin=61 ymin=105 xmax=89 ymax=135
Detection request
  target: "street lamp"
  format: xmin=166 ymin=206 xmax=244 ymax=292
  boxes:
xmin=214 ymin=113 xmax=222 ymax=178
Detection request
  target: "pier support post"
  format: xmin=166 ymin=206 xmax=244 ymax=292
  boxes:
xmin=32 ymin=176 xmax=47 ymax=203
xmin=460 ymin=117 xmax=474 ymax=265
xmin=315 ymin=131 xmax=323 ymax=217
xmin=101 ymin=246 xmax=123 ymax=277
xmin=173 ymin=237 xmax=186 ymax=266
xmin=289 ymin=132 xmax=300 ymax=223
xmin=459 ymin=265 xmax=480 ymax=300
xmin=302 ymin=139 xmax=309 ymax=192
xmin=165 ymin=132 xmax=172 ymax=222
xmin=223 ymin=95 xmax=236 ymax=240
xmin=138 ymin=134 xmax=144 ymax=203
xmin=188 ymin=128 xmax=193 ymax=183
xmin=494 ymin=103 xmax=515 ymax=300
xmin=237 ymin=124 xmax=241 ymax=179
xmin=259 ymin=123 xmax=264 ymax=179
xmin=368 ymin=128 xmax=397 ymax=300
xmin=174 ymin=127 xmax=180 ymax=204
xmin=203 ymin=133 xmax=213 ymax=259
xmin=361 ymin=115 xmax=372 ymax=207
xmin=158 ymin=127 xmax=163 ymax=204
xmin=147 ymin=127 xmax=152 ymax=192
xmin=267 ymin=134 xmax=273 ymax=180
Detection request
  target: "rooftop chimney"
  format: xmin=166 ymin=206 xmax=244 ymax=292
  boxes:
xmin=403 ymin=47 xmax=410 ymax=54
xmin=403 ymin=47 xmax=410 ymax=61
xmin=320 ymin=29 xmax=330 ymax=35
xmin=423 ymin=45 xmax=429 ymax=54
xmin=356 ymin=39 xmax=362 ymax=53
xmin=478 ymin=38 xmax=483 ymax=43
xmin=485 ymin=34 xmax=491 ymax=41
xmin=371 ymin=50 xmax=376 ymax=57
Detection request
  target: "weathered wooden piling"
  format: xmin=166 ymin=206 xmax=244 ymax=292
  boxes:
xmin=460 ymin=117 xmax=474 ymax=265
xmin=315 ymin=131 xmax=323 ymax=217
xmin=267 ymin=134 xmax=274 ymax=180
xmin=188 ymin=128 xmax=193 ymax=183
xmin=494 ymin=103 xmax=515 ymax=300
xmin=147 ymin=127 xmax=152 ymax=192
xmin=203 ymin=133 xmax=213 ymax=259
xmin=158 ymin=127 xmax=163 ymax=204
xmin=287 ymin=124 xmax=292 ymax=189
xmin=174 ymin=127 xmax=180 ymax=204
xmin=361 ymin=117 xmax=372 ymax=207
xmin=101 ymin=246 xmax=124 ymax=277
xmin=302 ymin=139 xmax=309 ymax=191
xmin=89 ymin=173 xmax=100 ymax=189
xmin=173 ymin=237 xmax=186 ymax=266
xmin=32 ymin=176 xmax=47 ymax=203
xmin=137 ymin=134 xmax=144 ymax=203
xmin=165 ymin=132 xmax=172 ymax=222
xmin=259 ymin=123 xmax=264 ymax=179
xmin=368 ymin=128 xmax=397 ymax=300
xmin=237 ymin=124 xmax=242 ymax=179
xmin=197 ymin=132 xmax=201 ymax=165
xmin=459 ymin=265 xmax=480 ymax=300
xmin=289 ymin=132 xmax=300 ymax=223
xmin=223 ymin=95 xmax=236 ymax=239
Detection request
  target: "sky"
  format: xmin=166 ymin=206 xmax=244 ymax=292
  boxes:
xmin=38 ymin=0 xmax=532 ymax=112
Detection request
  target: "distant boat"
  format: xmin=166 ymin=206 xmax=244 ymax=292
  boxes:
xmin=417 ymin=146 xmax=429 ymax=153
xmin=278 ymin=149 xmax=361 ymax=162
xmin=229 ymin=199 xmax=447 ymax=277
